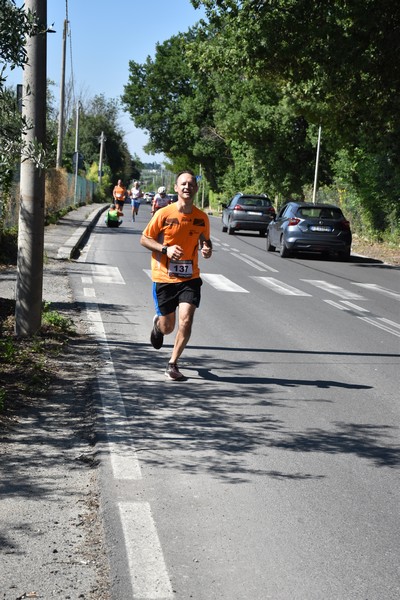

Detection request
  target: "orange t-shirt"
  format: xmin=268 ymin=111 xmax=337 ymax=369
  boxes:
xmin=113 ymin=185 xmax=126 ymax=200
xmin=142 ymin=203 xmax=210 ymax=283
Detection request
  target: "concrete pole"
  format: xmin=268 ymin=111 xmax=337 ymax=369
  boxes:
xmin=312 ymin=125 xmax=322 ymax=204
xmin=15 ymin=0 xmax=47 ymax=336
xmin=98 ymin=131 xmax=106 ymax=186
xmin=73 ymin=101 xmax=80 ymax=204
xmin=56 ymin=18 xmax=67 ymax=168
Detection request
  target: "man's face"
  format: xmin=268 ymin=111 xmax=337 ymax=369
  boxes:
xmin=175 ymin=173 xmax=198 ymax=200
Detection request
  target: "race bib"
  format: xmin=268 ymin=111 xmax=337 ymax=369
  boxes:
xmin=168 ymin=260 xmax=193 ymax=278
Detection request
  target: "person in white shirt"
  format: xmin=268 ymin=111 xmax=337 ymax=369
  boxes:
xmin=130 ymin=181 xmax=143 ymax=222
xmin=151 ymin=186 xmax=170 ymax=215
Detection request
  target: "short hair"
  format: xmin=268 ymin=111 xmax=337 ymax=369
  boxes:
xmin=175 ymin=169 xmax=196 ymax=183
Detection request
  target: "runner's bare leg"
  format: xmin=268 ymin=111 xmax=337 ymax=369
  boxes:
xmin=169 ymin=302 xmax=196 ymax=364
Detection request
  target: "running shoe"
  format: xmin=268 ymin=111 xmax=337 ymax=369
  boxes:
xmin=165 ymin=363 xmax=186 ymax=381
xmin=150 ymin=315 xmax=164 ymax=349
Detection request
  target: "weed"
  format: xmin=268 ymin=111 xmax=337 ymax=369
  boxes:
xmin=0 ymin=389 xmax=5 ymax=412
xmin=0 ymin=336 xmax=16 ymax=360
xmin=42 ymin=302 xmax=74 ymax=333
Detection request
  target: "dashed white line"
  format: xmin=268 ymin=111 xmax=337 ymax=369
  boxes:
xmin=118 ymin=502 xmax=174 ymax=599
xmin=91 ymin=265 xmax=125 ymax=284
xmin=83 ymin=287 xmax=96 ymax=297
xmin=84 ymin=302 xmax=142 ymax=481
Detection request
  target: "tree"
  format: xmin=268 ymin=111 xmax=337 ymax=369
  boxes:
xmin=62 ymin=94 xmax=138 ymax=185
xmin=122 ymin=32 xmax=230 ymax=191
xmin=0 ymin=0 xmax=38 ymax=194
xmin=191 ymin=0 xmax=400 ymax=231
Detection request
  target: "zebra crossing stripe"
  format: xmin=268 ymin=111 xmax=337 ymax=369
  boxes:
xmin=353 ymin=283 xmax=400 ymax=301
xmin=252 ymin=277 xmax=311 ymax=296
xmin=302 ymin=279 xmax=364 ymax=299
xmin=201 ymin=273 xmax=249 ymax=292
xmin=143 ymin=270 xmax=249 ymax=292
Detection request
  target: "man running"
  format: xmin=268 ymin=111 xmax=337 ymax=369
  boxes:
xmin=140 ymin=169 xmax=213 ymax=381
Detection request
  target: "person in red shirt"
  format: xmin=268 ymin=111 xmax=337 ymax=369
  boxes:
xmin=140 ymin=169 xmax=212 ymax=381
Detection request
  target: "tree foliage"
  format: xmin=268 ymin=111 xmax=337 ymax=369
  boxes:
xmin=62 ymin=94 xmax=138 ymax=186
xmin=0 ymin=0 xmax=39 ymax=193
xmin=190 ymin=0 xmax=400 ymax=232
xmin=123 ymin=0 xmax=400 ymax=236
xmin=122 ymin=32 xmax=230 ymax=190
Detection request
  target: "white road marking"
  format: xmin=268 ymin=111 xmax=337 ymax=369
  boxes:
xmin=253 ymin=277 xmax=312 ymax=296
xmin=231 ymin=253 xmax=279 ymax=272
xmin=323 ymin=299 xmax=351 ymax=311
xmin=84 ymin=302 xmax=142 ymax=480
xmin=358 ymin=316 xmax=400 ymax=338
xmin=83 ymin=287 xmax=96 ymax=297
xmin=91 ymin=264 xmax=125 ymax=284
xmin=379 ymin=317 xmax=400 ymax=330
xmin=81 ymin=276 xmax=93 ymax=284
xmin=340 ymin=300 xmax=370 ymax=312
xmin=118 ymin=502 xmax=174 ymax=599
xmin=201 ymin=273 xmax=249 ymax=292
xmin=353 ymin=283 xmax=400 ymax=301
xmin=302 ymin=279 xmax=365 ymax=299
xmin=144 ymin=270 xmax=249 ymax=292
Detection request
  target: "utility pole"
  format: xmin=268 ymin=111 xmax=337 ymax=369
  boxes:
xmin=98 ymin=131 xmax=106 ymax=186
xmin=15 ymin=0 xmax=47 ymax=336
xmin=73 ymin=101 xmax=81 ymax=204
xmin=56 ymin=18 xmax=67 ymax=168
xmin=312 ymin=125 xmax=322 ymax=204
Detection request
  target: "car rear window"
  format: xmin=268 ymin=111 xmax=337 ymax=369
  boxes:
xmin=240 ymin=197 xmax=271 ymax=207
xmin=297 ymin=207 xmax=343 ymax=219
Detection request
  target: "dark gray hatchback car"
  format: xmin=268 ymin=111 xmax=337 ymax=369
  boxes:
xmin=222 ymin=193 xmax=276 ymax=236
xmin=266 ymin=202 xmax=352 ymax=259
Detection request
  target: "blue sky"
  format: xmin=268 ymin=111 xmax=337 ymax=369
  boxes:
xmin=7 ymin=0 xmax=206 ymax=163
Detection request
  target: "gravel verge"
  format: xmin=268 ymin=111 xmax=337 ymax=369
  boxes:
xmin=0 ymin=261 xmax=110 ymax=600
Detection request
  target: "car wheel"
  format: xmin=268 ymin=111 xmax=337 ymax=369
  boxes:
xmin=266 ymin=233 xmax=275 ymax=252
xmin=228 ymin=221 xmax=235 ymax=235
xmin=279 ymin=237 xmax=291 ymax=258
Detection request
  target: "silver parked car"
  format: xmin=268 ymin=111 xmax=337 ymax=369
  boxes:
xmin=266 ymin=202 xmax=352 ymax=259
xmin=222 ymin=193 xmax=276 ymax=236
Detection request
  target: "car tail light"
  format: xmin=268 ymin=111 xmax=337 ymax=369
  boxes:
xmin=340 ymin=219 xmax=351 ymax=230
xmin=233 ymin=204 xmax=245 ymax=211
xmin=267 ymin=206 xmax=276 ymax=215
xmin=288 ymin=218 xmax=300 ymax=226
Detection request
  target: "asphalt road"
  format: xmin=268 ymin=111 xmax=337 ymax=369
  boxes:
xmin=68 ymin=202 xmax=400 ymax=600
